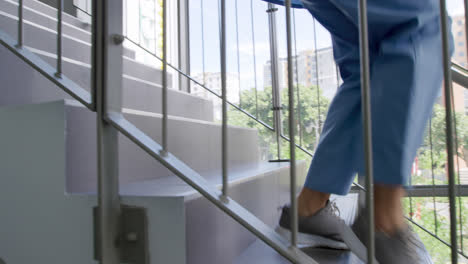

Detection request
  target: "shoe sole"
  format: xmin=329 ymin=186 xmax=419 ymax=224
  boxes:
xmin=275 ymin=226 xmax=349 ymax=250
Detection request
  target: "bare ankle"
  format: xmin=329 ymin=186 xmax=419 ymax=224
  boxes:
xmin=374 ymin=184 xmax=406 ymax=234
xmin=297 ymin=188 xmax=330 ymax=217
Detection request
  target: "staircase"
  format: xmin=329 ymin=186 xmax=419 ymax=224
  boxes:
xmin=0 ymin=0 xmax=316 ymax=263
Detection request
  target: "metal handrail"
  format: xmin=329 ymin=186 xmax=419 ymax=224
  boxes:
xmin=0 ymin=30 xmax=93 ymax=108
xmin=2 ymin=0 xmax=468 ymax=261
xmin=73 ymin=2 xmax=92 ymax=17
xmin=452 ymin=62 xmax=468 ymax=88
xmin=123 ymin=37 xmax=275 ymax=132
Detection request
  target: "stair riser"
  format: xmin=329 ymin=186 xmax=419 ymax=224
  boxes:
xmin=0 ymin=0 xmax=136 ymax=58
xmin=65 ymin=103 xmax=260 ymax=193
xmin=0 ymin=101 xmax=185 ymax=264
xmin=19 ymin=0 xmax=91 ymax=30
xmin=0 ymin=45 xmax=214 ymax=122
xmin=1 ymin=0 xmax=90 ymax=42
xmin=0 ymin=11 xmax=92 ymax=64
xmin=185 ymin=162 xmax=307 ymax=264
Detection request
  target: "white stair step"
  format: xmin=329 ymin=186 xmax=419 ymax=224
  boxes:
xmin=235 ymin=194 xmax=362 ymax=264
xmin=19 ymin=0 xmax=91 ymax=30
xmin=0 ymin=5 xmax=134 ymax=65
xmin=60 ymin=100 xmax=261 ymax=193
xmin=0 ymin=44 xmax=215 ymax=122
xmin=0 ymin=0 xmax=136 ymax=58
xmin=1 ymin=0 xmax=90 ymax=42
xmin=120 ymin=160 xmax=309 ymax=264
xmin=0 ymin=100 xmax=310 ymax=264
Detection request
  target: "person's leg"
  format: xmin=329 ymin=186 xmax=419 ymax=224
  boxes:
xmin=297 ymin=0 xmax=365 ymax=217
xmin=298 ymin=0 xmax=453 ymax=234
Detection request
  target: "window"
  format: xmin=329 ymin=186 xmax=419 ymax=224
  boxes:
xmin=458 ymin=31 xmax=464 ymax=37
xmin=459 ymin=41 xmax=464 ymax=47
xmin=459 ymin=51 xmax=465 ymax=57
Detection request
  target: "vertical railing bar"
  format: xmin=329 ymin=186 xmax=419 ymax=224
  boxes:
xmin=123 ymin=0 xmax=128 ymax=37
xmin=439 ymin=0 xmax=458 ymax=262
xmin=90 ymin=0 xmax=96 ymax=110
xmin=94 ymin=0 xmax=123 ymax=263
xmin=429 ymin=119 xmax=439 ymax=235
xmin=200 ymin=0 xmax=206 ymax=85
xmin=357 ymin=0 xmax=375 ymax=262
xmin=56 ymin=0 xmax=63 ymax=77
xmin=17 ymin=0 xmax=23 ymax=47
xmin=312 ymin=19 xmax=322 ymax=133
xmin=138 ymin=0 xmax=142 ymax=45
xmin=336 ymin=65 xmax=340 ymax=87
xmin=267 ymin=3 xmax=283 ymax=161
xmin=292 ymin=9 xmax=303 ymax=147
xmin=154 ymin=0 xmax=158 ymax=55
xmin=284 ymin=0 xmax=298 ymax=246
xmin=450 ymin=74 xmax=464 ymax=252
xmin=220 ymin=0 xmax=228 ymax=197
xmin=250 ymin=0 xmax=259 ymax=118
xmin=409 ymin=176 xmax=414 ymax=219
xmin=161 ymin=0 xmax=168 ymax=156
xmin=234 ymin=0 xmax=242 ymax=108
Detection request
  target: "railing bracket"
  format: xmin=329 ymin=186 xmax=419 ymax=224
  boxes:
xmin=112 ymin=34 xmax=125 ymax=45
xmin=93 ymin=205 xmax=149 ymax=264
xmin=266 ymin=7 xmax=278 ymax=13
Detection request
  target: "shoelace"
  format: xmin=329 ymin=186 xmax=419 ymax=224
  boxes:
xmin=325 ymin=200 xmax=344 ymax=224
xmin=329 ymin=200 xmax=341 ymax=218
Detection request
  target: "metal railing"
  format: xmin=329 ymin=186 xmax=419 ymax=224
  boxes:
xmin=0 ymin=0 xmax=467 ymax=262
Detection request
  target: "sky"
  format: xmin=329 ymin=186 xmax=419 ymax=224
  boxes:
xmin=187 ymin=0 xmax=465 ymax=90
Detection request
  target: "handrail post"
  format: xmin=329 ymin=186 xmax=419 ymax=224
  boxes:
xmin=439 ymin=0 xmax=459 ymax=262
xmin=56 ymin=0 xmax=63 ymax=77
xmin=177 ymin=0 xmax=191 ymax=93
xmin=17 ymin=0 xmax=23 ymax=47
xmin=161 ymin=0 xmax=168 ymax=156
xmin=284 ymin=0 xmax=298 ymax=247
xmin=267 ymin=3 xmax=284 ymax=162
xmin=93 ymin=0 xmax=123 ymax=263
xmin=357 ymin=0 xmax=375 ymax=262
xmin=220 ymin=0 xmax=228 ymax=198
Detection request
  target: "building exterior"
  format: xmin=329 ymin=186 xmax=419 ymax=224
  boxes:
xmin=192 ymin=72 xmax=240 ymax=120
xmin=263 ymin=47 xmax=341 ymax=99
xmin=451 ymin=15 xmax=468 ymax=114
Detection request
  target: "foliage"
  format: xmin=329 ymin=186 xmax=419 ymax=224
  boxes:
xmin=229 ymin=88 xmax=468 ymax=262
xmin=418 ymin=104 xmax=468 ymax=178
xmin=228 ymin=85 xmax=330 ymax=162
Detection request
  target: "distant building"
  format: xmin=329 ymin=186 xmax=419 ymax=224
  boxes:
xmin=451 ymin=16 xmax=468 ymax=115
xmin=263 ymin=47 xmax=341 ymax=99
xmin=192 ymin=72 xmax=240 ymax=120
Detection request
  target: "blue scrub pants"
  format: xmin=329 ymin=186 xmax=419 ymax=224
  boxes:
xmin=301 ymin=0 xmax=454 ymax=195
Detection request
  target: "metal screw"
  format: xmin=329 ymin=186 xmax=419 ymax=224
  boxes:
xmin=126 ymin=232 xmax=138 ymax=242
xmin=112 ymin=34 xmax=125 ymax=45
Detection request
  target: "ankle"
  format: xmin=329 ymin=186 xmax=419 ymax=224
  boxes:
xmin=374 ymin=184 xmax=406 ymax=235
xmin=297 ymin=188 xmax=330 ymax=217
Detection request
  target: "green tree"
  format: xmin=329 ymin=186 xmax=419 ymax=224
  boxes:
xmin=416 ymin=104 xmax=468 ymax=185
xmin=228 ymin=85 xmax=330 ymax=161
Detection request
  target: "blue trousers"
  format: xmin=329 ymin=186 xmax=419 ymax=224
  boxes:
xmin=301 ymin=0 xmax=454 ymax=195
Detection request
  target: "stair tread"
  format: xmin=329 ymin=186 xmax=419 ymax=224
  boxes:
xmin=119 ymin=161 xmax=296 ymax=199
xmin=235 ymin=194 xmax=359 ymax=263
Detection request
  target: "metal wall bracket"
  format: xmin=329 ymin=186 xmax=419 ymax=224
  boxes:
xmin=93 ymin=205 xmax=149 ymax=264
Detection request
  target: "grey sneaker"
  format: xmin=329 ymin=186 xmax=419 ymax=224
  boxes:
xmin=277 ymin=201 xmax=377 ymax=263
xmin=352 ymin=212 xmax=433 ymax=264
xmin=277 ymin=200 xmax=348 ymax=249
